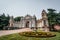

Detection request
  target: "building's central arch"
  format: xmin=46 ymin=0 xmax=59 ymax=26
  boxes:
xmin=25 ymin=21 xmax=29 ymax=28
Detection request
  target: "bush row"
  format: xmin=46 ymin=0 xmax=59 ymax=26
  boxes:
xmin=19 ymin=32 xmax=56 ymax=37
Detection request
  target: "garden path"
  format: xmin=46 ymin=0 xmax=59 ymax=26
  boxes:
xmin=0 ymin=28 xmax=33 ymax=37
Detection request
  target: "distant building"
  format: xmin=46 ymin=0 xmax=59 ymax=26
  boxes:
xmin=9 ymin=10 xmax=49 ymax=32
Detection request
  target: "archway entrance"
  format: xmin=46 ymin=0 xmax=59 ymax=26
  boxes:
xmin=25 ymin=21 xmax=29 ymax=28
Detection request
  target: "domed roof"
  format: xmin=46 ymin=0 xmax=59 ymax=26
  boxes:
xmin=25 ymin=14 xmax=32 ymax=18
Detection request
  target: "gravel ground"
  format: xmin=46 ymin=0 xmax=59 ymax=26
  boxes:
xmin=0 ymin=28 xmax=33 ymax=37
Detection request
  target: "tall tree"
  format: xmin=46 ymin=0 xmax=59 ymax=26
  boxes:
xmin=47 ymin=8 xmax=60 ymax=30
xmin=0 ymin=13 xmax=10 ymax=30
xmin=47 ymin=9 xmax=57 ymax=26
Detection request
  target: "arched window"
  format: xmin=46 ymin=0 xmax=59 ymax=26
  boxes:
xmin=44 ymin=20 xmax=46 ymax=25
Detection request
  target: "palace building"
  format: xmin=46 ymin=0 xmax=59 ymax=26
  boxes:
xmin=9 ymin=10 xmax=49 ymax=32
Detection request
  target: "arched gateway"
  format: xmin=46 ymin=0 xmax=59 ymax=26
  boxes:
xmin=19 ymin=15 xmax=36 ymax=29
xmin=25 ymin=21 xmax=29 ymax=28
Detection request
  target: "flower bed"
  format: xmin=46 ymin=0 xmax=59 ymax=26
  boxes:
xmin=19 ymin=32 xmax=56 ymax=37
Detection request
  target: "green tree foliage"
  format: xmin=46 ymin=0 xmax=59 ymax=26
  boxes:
xmin=0 ymin=13 xmax=10 ymax=30
xmin=56 ymin=12 xmax=60 ymax=24
xmin=47 ymin=9 xmax=57 ymax=26
xmin=47 ymin=8 xmax=60 ymax=30
xmin=14 ymin=16 xmax=21 ymax=21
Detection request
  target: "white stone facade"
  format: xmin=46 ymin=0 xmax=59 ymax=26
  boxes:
xmin=9 ymin=10 xmax=49 ymax=31
xmin=9 ymin=15 xmax=36 ymax=29
xmin=19 ymin=15 xmax=36 ymax=28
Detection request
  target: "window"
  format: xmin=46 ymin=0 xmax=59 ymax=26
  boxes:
xmin=44 ymin=20 xmax=46 ymax=25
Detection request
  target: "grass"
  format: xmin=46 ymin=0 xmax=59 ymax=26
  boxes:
xmin=0 ymin=32 xmax=60 ymax=40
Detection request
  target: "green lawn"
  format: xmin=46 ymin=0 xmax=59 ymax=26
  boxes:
xmin=0 ymin=32 xmax=60 ymax=40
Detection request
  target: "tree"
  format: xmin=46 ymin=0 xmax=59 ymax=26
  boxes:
xmin=48 ymin=9 xmax=56 ymax=12
xmin=0 ymin=13 xmax=10 ymax=30
xmin=47 ymin=9 xmax=57 ymax=26
xmin=47 ymin=8 xmax=60 ymax=31
xmin=56 ymin=12 xmax=60 ymax=23
xmin=14 ymin=16 xmax=21 ymax=21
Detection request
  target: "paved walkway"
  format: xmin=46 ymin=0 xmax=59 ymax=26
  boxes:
xmin=0 ymin=28 xmax=33 ymax=37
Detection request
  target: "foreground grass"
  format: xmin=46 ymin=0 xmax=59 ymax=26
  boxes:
xmin=0 ymin=32 xmax=60 ymax=40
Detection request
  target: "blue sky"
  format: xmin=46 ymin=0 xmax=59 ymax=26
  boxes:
xmin=0 ymin=0 xmax=60 ymax=19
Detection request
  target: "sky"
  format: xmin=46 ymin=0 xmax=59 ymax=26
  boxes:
xmin=0 ymin=0 xmax=60 ymax=19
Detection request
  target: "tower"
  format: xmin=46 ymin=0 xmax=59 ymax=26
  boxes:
xmin=42 ymin=9 xmax=49 ymax=32
xmin=9 ymin=16 xmax=14 ymax=27
xmin=42 ymin=9 xmax=49 ymax=27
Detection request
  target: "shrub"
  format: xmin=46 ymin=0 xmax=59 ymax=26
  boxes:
xmin=19 ymin=32 xmax=56 ymax=38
